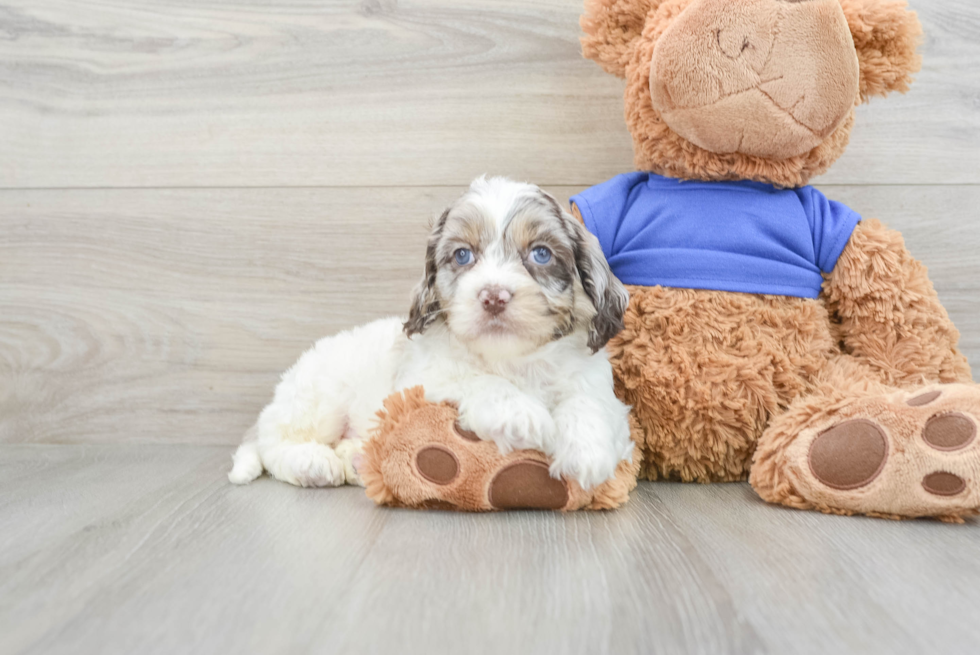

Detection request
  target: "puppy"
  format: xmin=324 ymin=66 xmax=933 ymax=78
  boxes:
xmin=229 ymin=176 xmax=634 ymax=490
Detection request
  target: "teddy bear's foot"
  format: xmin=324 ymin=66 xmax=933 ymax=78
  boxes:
xmin=752 ymin=384 xmax=980 ymax=521
xmin=360 ymin=387 xmax=640 ymax=511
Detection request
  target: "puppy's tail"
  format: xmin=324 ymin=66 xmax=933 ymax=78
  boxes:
xmin=228 ymin=424 xmax=264 ymax=484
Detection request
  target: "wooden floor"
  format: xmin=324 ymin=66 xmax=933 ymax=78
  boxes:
xmin=1 ymin=444 xmax=978 ymax=655
xmin=3 ymin=1 xmax=980 ymax=653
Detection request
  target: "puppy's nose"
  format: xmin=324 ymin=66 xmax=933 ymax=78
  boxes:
xmin=479 ymin=286 xmax=512 ymax=316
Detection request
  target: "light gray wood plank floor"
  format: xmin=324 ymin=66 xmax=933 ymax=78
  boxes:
xmin=2 ymin=444 xmax=979 ymax=655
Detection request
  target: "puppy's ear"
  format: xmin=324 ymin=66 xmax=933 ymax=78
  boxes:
xmin=581 ymin=0 xmax=659 ymax=78
xmin=565 ymin=209 xmax=629 ymax=353
xmin=840 ymin=0 xmax=923 ymax=100
xmin=404 ymin=209 xmax=448 ymax=337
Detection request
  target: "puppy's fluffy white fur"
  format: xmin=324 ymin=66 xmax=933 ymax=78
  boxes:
xmin=230 ymin=177 xmax=634 ymax=490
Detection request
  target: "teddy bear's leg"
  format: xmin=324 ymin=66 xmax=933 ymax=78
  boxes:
xmin=824 ymin=218 xmax=972 ymax=387
xmin=605 ymin=283 xmax=839 ymax=483
xmin=360 ymin=388 xmax=641 ymax=511
xmin=751 ymin=357 xmax=980 ymax=521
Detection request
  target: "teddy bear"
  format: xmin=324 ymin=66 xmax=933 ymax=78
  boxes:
xmin=363 ymin=0 xmax=980 ymax=520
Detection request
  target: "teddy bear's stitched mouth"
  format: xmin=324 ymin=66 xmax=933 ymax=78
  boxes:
xmin=664 ymin=78 xmax=826 ymax=138
xmin=736 ymin=86 xmax=820 ymax=137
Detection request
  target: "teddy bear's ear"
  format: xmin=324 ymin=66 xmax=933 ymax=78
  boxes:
xmin=840 ymin=0 xmax=923 ymax=101
xmin=581 ymin=0 xmax=659 ymax=78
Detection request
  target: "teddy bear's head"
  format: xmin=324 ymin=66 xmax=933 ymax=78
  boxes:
xmin=582 ymin=0 xmax=922 ymax=187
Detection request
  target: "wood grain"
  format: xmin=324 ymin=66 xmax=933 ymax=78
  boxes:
xmin=652 ymin=482 xmax=980 ymax=654
xmin=0 ymin=186 xmax=443 ymax=445
xmin=1 ymin=0 xmax=978 ymax=188
xmin=2 ymin=184 xmax=979 ymax=446
xmin=1 ymin=444 xmax=978 ymax=655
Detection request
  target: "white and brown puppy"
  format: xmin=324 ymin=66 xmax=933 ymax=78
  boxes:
xmin=229 ymin=176 xmax=634 ymax=490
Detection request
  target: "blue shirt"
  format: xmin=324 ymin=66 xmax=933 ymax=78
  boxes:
xmin=570 ymin=172 xmax=860 ymax=299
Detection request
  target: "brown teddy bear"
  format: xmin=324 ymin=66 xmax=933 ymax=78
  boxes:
xmin=363 ymin=0 xmax=980 ymax=520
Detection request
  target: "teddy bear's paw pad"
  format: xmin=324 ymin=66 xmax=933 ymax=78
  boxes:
xmin=923 ymin=413 xmax=976 ymax=451
xmin=415 ymin=445 xmax=459 ymax=485
xmin=453 ymin=420 xmax=480 ymax=442
xmin=922 ymin=471 xmax=967 ymax=496
xmin=488 ymin=460 xmax=568 ymax=510
xmin=907 ymin=390 xmax=942 ymax=406
xmin=808 ymin=419 xmax=888 ymax=491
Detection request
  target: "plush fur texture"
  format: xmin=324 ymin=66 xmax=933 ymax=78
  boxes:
xmin=577 ymin=0 xmax=980 ymax=520
xmin=230 ymin=177 xmax=635 ymax=495
xmin=608 ymin=285 xmax=837 ymax=482
xmin=360 ymin=387 xmax=642 ymax=511
xmin=822 ymin=218 xmax=972 ymax=387
xmin=648 ymin=0 xmax=860 ymax=159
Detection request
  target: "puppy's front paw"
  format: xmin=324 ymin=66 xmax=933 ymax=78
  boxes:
xmin=335 ymin=439 xmax=366 ymax=487
xmin=458 ymin=394 xmax=557 ymax=455
xmin=549 ymin=412 xmax=629 ymax=490
xmin=549 ymin=441 xmax=622 ymax=491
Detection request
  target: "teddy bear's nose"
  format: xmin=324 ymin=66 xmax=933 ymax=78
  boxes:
xmin=711 ymin=18 xmax=772 ymax=72
xmin=715 ymin=28 xmax=754 ymax=61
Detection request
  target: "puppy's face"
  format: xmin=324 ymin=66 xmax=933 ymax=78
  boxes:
xmin=405 ymin=177 xmax=629 ymax=359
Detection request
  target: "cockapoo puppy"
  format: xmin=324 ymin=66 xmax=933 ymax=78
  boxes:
xmin=229 ymin=177 xmax=634 ymax=490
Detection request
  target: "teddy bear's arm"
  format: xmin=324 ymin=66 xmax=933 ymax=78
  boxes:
xmin=821 ymin=218 xmax=972 ymax=387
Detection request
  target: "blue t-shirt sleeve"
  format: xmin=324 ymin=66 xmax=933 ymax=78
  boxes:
xmin=797 ymin=186 xmax=861 ymax=273
xmin=570 ymin=172 xmax=647 ymax=261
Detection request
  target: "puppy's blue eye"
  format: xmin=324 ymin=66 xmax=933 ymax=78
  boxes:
xmin=531 ymin=247 xmax=552 ymax=265
xmin=454 ymin=248 xmax=473 ymax=266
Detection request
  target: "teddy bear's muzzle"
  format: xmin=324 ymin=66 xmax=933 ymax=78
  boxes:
xmin=648 ymin=0 xmax=860 ymax=160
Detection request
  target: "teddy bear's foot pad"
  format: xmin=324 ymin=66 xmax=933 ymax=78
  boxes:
xmin=362 ymin=387 xmax=640 ymax=511
xmin=412 ymin=440 xmax=569 ymax=510
xmin=808 ymin=419 xmax=888 ymax=490
xmin=488 ymin=461 xmax=569 ymax=510
xmin=792 ymin=384 xmax=980 ymax=519
xmin=415 ymin=446 xmax=459 ymax=485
